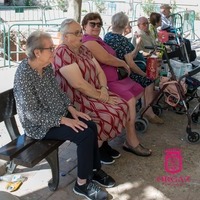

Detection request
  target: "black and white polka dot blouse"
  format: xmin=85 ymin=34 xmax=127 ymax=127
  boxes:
xmin=13 ymin=58 xmax=72 ymax=139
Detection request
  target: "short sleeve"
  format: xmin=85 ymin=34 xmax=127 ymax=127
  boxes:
xmin=53 ymin=44 xmax=77 ymax=73
xmin=104 ymin=33 xmax=134 ymax=61
xmin=80 ymin=45 xmax=94 ymax=60
xmin=115 ymin=38 xmax=133 ymax=60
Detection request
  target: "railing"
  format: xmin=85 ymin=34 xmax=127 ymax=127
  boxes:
xmin=0 ymin=5 xmax=69 ymax=24
xmin=0 ymin=3 xmax=199 ymax=68
xmin=171 ymin=10 xmax=196 ymax=40
xmin=0 ymin=5 xmax=67 ymax=68
xmin=0 ymin=6 xmax=43 ymax=23
xmin=6 ymin=23 xmax=60 ymax=67
xmin=43 ymin=5 xmax=68 ymax=24
xmin=132 ymin=3 xmax=186 ymax=20
xmin=0 ymin=18 xmax=7 ymax=67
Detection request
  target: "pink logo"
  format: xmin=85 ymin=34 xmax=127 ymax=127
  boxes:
xmin=156 ymin=148 xmax=190 ymax=186
xmin=164 ymin=148 xmax=182 ymax=174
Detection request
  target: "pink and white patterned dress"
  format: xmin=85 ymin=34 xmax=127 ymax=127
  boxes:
xmin=53 ymin=44 xmax=128 ymax=141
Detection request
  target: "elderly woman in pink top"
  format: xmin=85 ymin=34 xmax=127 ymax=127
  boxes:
xmin=81 ymin=14 xmax=152 ymax=155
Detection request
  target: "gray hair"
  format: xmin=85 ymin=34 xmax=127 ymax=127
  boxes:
xmin=60 ymin=18 xmax=76 ymax=41
xmin=111 ymin=12 xmax=129 ymax=32
xmin=26 ymin=31 xmax=52 ymax=60
xmin=137 ymin=17 xmax=148 ymax=25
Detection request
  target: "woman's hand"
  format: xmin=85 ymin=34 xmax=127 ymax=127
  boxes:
xmin=60 ymin=116 xmax=88 ymax=133
xmin=123 ymin=63 xmax=131 ymax=76
xmin=135 ymin=35 xmax=142 ymax=46
xmin=107 ymin=96 xmax=120 ymax=105
xmin=68 ymin=106 xmax=91 ymax=121
xmin=98 ymin=87 xmax=109 ymax=103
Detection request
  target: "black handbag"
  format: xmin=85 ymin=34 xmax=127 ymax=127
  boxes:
xmin=117 ymin=67 xmax=128 ymax=80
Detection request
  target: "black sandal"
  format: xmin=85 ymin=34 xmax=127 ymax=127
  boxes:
xmin=123 ymin=141 xmax=152 ymax=157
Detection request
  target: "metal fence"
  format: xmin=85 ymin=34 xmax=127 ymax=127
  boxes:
xmin=0 ymin=6 xmax=43 ymax=23
xmin=43 ymin=5 xmax=68 ymax=24
xmin=171 ymin=10 xmax=196 ymax=40
xmin=0 ymin=5 xmax=68 ymax=68
xmin=0 ymin=5 xmax=68 ymax=24
xmin=6 ymin=23 xmax=60 ymax=67
xmin=0 ymin=3 xmax=198 ymax=68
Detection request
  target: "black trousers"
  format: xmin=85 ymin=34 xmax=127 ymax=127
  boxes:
xmin=44 ymin=114 xmax=101 ymax=179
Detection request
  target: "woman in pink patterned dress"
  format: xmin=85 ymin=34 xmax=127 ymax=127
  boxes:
xmin=53 ymin=19 xmax=152 ymax=164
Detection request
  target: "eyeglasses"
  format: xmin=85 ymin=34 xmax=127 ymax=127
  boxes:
xmin=38 ymin=47 xmax=55 ymax=52
xmin=65 ymin=30 xmax=83 ymax=37
xmin=88 ymin=22 xmax=102 ymax=28
xmin=140 ymin=22 xmax=149 ymax=26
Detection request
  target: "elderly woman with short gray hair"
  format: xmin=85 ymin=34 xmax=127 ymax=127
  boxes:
xmin=104 ymin=12 xmax=164 ymax=124
xmin=54 ymin=17 xmax=152 ymax=163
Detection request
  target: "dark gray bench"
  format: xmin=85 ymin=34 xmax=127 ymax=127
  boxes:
xmin=0 ymin=89 xmax=65 ymax=191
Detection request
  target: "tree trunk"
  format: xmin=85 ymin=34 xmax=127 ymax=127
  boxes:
xmin=68 ymin=0 xmax=82 ymax=22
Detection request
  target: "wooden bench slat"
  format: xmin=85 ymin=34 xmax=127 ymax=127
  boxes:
xmin=13 ymin=140 xmax=64 ymax=168
xmin=0 ymin=134 xmax=36 ymax=161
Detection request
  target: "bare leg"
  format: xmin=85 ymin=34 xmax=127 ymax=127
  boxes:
xmin=142 ymin=84 xmax=164 ymax=124
xmin=98 ymin=140 xmax=103 ymax=147
xmin=124 ymin=96 xmax=152 ymax=156
xmin=77 ymin=178 xmax=87 ymax=185
xmin=143 ymin=83 xmax=156 ymax=117
xmin=96 ymin=125 xmax=104 ymax=148
xmin=125 ymin=97 xmax=140 ymax=147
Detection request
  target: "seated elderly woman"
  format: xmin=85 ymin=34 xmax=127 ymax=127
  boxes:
xmin=13 ymin=30 xmax=115 ymax=200
xmin=53 ymin=19 xmax=152 ymax=161
xmin=149 ymin=12 xmax=162 ymax=43
xmin=149 ymin=12 xmax=186 ymax=60
xmin=82 ymin=12 xmax=163 ymax=124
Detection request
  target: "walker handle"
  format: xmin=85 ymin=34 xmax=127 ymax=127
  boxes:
xmin=164 ymin=42 xmax=179 ymax=47
xmin=144 ymin=45 xmax=164 ymax=51
xmin=144 ymin=46 xmax=154 ymax=50
xmin=188 ymin=66 xmax=200 ymax=77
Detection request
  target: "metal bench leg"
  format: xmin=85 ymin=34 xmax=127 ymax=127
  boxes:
xmin=45 ymin=149 xmax=59 ymax=191
xmin=6 ymin=160 xmax=17 ymax=174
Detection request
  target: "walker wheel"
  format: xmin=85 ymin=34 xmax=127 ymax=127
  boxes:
xmin=186 ymin=132 xmax=200 ymax=144
xmin=135 ymin=119 xmax=148 ymax=134
xmin=191 ymin=112 xmax=199 ymax=124
xmin=152 ymin=105 xmax=163 ymax=116
xmin=136 ymin=116 xmax=149 ymax=126
xmin=142 ymin=116 xmax=149 ymax=126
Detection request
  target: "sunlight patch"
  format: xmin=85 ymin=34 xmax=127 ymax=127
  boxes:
xmin=142 ymin=186 xmax=171 ymax=199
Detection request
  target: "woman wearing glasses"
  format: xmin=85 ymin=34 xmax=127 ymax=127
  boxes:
xmin=14 ymin=30 xmax=115 ymax=200
xmin=53 ymin=18 xmax=151 ymax=165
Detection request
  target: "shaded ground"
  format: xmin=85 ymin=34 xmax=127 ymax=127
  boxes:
xmin=1 ymin=102 xmax=200 ymax=200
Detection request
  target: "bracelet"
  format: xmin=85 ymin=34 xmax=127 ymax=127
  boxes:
xmin=100 ymin=85 xmax=109 ymax=90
